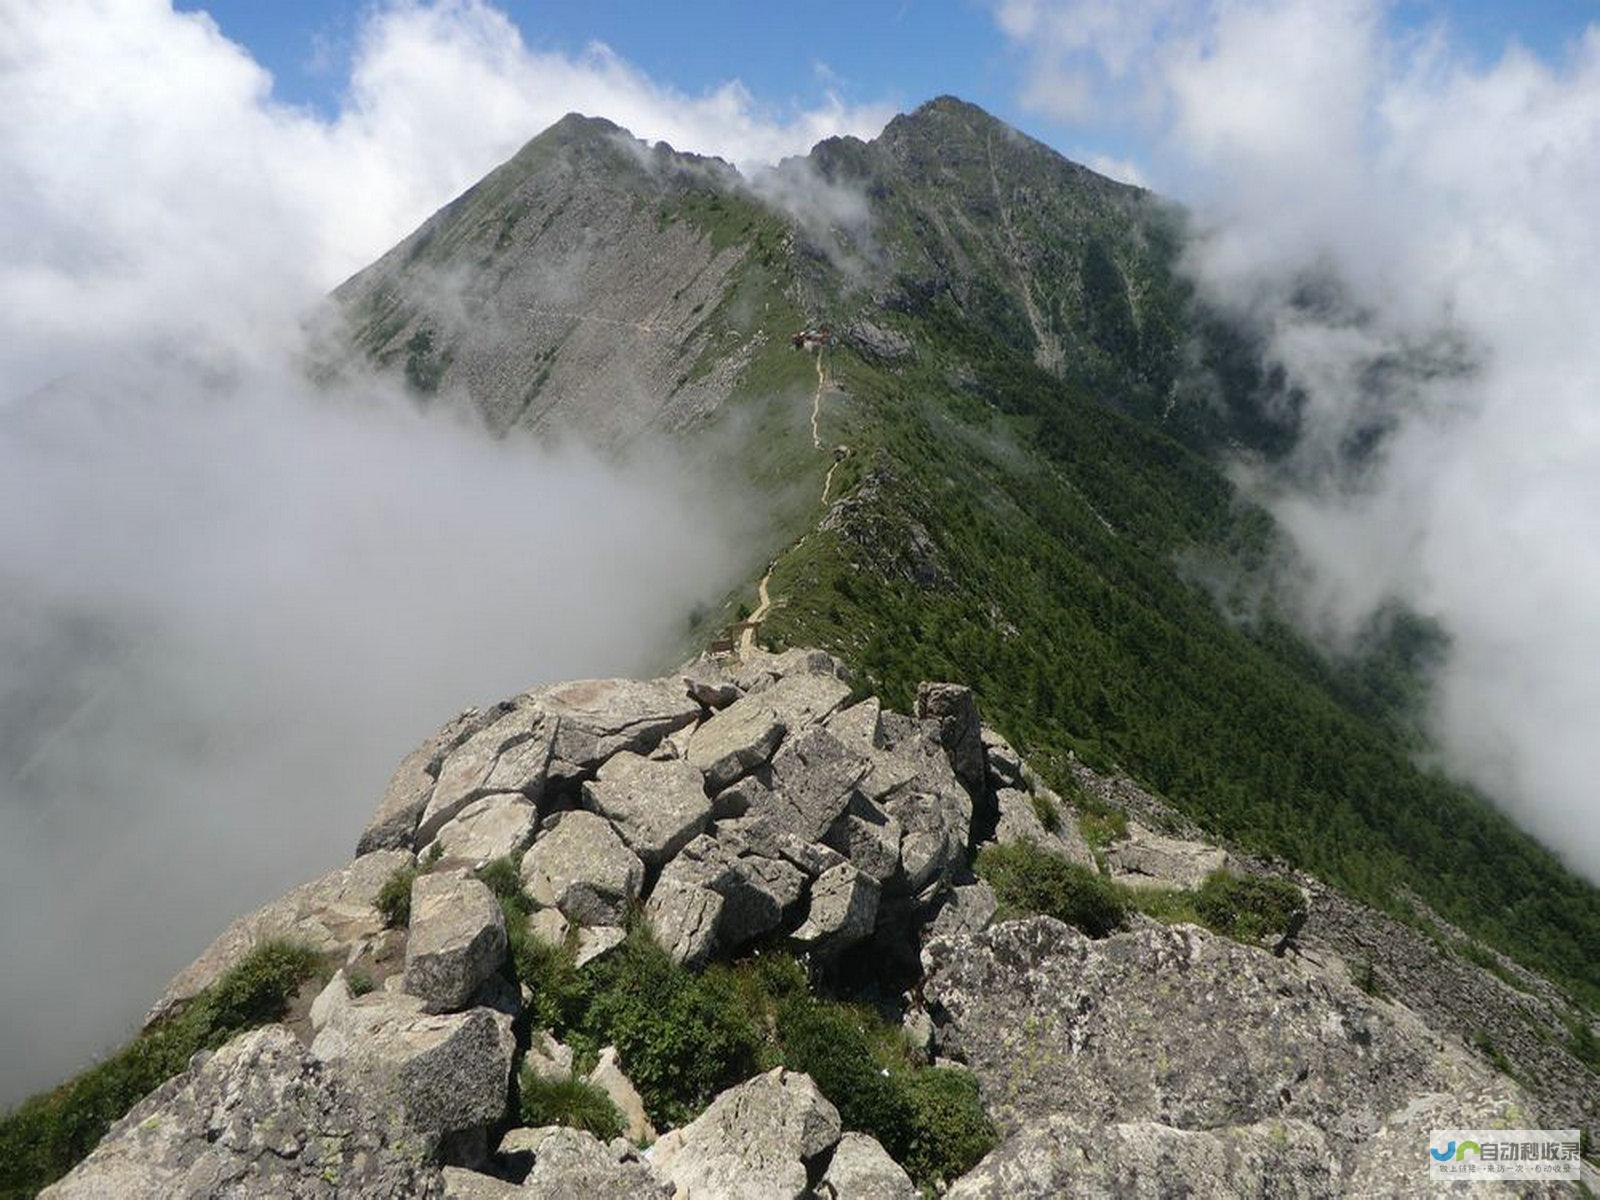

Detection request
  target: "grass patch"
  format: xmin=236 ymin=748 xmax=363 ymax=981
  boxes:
xmin=0 ymin=940 xmax=324 ymax=1199
xmin=975 ymin=841 xmax=1128 ymax=937
xmin=375 ymin=863 xmax=418 ymax=928
xmin=517 ymin=1070 xmax=624 ymax=1141
xmin=1030 ymin=791 xmax=1062 ymax=833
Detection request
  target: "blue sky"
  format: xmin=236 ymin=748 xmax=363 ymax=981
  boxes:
xmin=174 ymin=0 xmax=1600 ymax=177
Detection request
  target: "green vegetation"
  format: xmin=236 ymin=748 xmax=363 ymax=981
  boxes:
xmin=759 ymin=318 xmax=1600 ymax=1008
xmin=1130 ymin=871 xmax=1307 ymax=944
xmin=501 ymin=925 xmax=991 ymax=1189
xmin=978 ymin=838 xmax=1308 ymax=948
xmin=375 ymin=863 xmax=419 ymax=928
xmin=1029 ymin=790 xmax=1062 ymax=833
xmin=975 ymin=842 xmax=1128 ymax=937
xmin=0 ymin=940 xmax=324 ymax=1199
xmin=517 ymin=1069 xmax=625 ymax=1141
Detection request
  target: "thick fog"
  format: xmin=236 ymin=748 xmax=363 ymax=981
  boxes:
xmin=0 ymin=1 xmax=880 ymax=1103
xmin=999 ymin=0 xmax=1600 ymax=882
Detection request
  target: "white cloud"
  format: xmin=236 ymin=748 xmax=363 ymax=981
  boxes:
xmin=1082 ymin=151 xmax=1148 ymax=186
xmin=0 ymin=0 xmax=887 ymax=1101
xmin=996 ymin=1 xmax=1600 ymax=880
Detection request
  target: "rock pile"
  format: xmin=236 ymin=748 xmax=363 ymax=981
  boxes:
xmin=45 ymin=647 xmax=1598 ymax=1198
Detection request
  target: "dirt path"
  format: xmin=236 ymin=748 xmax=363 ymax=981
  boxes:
xmin=809 ymin=348 xmax=826 ymax=450
xmin=739 ymin=564 xmax=774 ymax=658
xmin=739 ymin=345 xmax=848 ymax=659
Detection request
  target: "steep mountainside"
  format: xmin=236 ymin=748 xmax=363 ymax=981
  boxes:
xmin=329 ymin=97 xmax=1600 ymax=1032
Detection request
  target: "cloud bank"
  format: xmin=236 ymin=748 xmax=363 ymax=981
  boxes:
xmin=997 ymin=0 xmax=1600 ymax=880
xmin=0 ymin=0 xmax=884 ymax=1102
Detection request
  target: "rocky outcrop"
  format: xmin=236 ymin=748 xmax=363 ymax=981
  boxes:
xmin=1104 ymin=821 xmax=1230 ymax=890
xmin=311 ymin=992 xmax=515 ymax=1136
xmin=923 ymin=915 xmax=1560 ymax=1194
xmin=520 ymin=810 xmax=644 ymax=927
xmin=471 ymin=1126 xmax=670 ymax=1197
xmin=145 ymin=848 xmax=413 ymax=1026
xmin=41 ymin=1026 xmax=444 ymax=1198
xmin=403 ymin=872 xmax=507 ymax=1013
xmin=582 ymin=752 xmax=711 ymax=866
xmin=817 ymin=1131 xmax=917 ymax=1199
xmin=647 ymin=1068 xmax=842 ymax=1200
xmin=53 ymin=646 xmax=1596 ymax=1199
xmin=946 ymin=1114 xmax=1338 ymax=1199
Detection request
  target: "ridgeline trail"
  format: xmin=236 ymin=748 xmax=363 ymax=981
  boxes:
xmin=740 ymin=345 xmax=847 ymax=659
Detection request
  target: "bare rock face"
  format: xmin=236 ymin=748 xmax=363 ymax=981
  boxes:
xmin=588 ymin=1046 xmax=657 ymax=1143
xmin=404 ymin=872 xmax=507 ymax=1013
xmin=520 ymin=810 xmax=644 ymax=926
xmin=145 ymin=848 xmax=413 ymax=1027
xmin=40 ymin=1026 xmax=444 ymax=1199
xmin=991 ymin=787 xmax=1095 ymax=868
xmin=643 ymin=876 xmax=723 ymax=967
xmin=533 ymin=677 xmax=702 ymax=777
xmin=817 ymin=1131 xmax=917 ymax=1199
xmin=419 ymin=707 xmax=556 ymax=846
xmin=647 ymin=1068 xmax=843 ymax=1200
xmin=662 ymin=831 xmax=807 ymax=949
xmin=426 ymin=794 xmax=538 ymax=865
xmin=582 ymin=751 xmax=712 ymax=866
xmin=1104 ymin=821 xmax=1230 ymax=890
xmin=823 ymin=794 xmax=902 ymax=883
xmin=977 ymin=724 xmax=1025 ymax=792
xmin=311 ymin=992 xmax=515 ymax=1137
xmin=793 ymin=862 xmax=880 ymax=954
xmin=947 ymin=1114 xmax=1339 ymax=1199
xmin=359 ymin=708 xmax=491 ymax=854
xmin=758 ymin=726 xmax=871 ymax=842
xmin=915 ymin=682 xmax=985 ymax=795
xmin=923 ymin=915 xmax=1546 ymax=1196
xmin=685 ymin=697 xmax=786 ymax=791
xmin=488 ymin=1125 xmax=671 ymax=1197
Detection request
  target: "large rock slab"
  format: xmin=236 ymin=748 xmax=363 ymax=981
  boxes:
xmin=946 ymin=1114 xmax=1338 ymax=1199
xmin=145 ymin=849 xmax=413 ymax=1026
xmin=647 ymin=1067 xmax=842 ymax=1200
xmin=404 ymin=872 xmax=507 ymax=1013
xmin=41 ymin=1026 xmax=444 ymax=1199
xmin=915 ymin=681 xmax=985 ymax=795
xmin=823 ymin=794 xmax=902 ymax=882
xmin=588 ymin=1045 xmax=657 ymax=1143
xmin=533 ymin=676 xmax=701 ymax=776
xmin=311 ymin=991 xmax=515 ymax=1136
xmin=492 ymin=1126 xmax=670 ymax=1198
xmin=991 ymin=787 xmax=1095 ymax=868
xmin=644 ymin=876 xmax=724 ymax=966
xmin=426 ymin=794 xmax=538 ymax=864
xmin=922 ymin=917 xmax=1524 ymax=1142
xmin=582 ymin=751 xmax=712 ymax=866
xmin=359 ymin=708 xmax=491 ymax=854
xmin=419 ymin=707 xmax=556 ymax=845
xmin=520 ymin=810 xmax=644 ymax=926
xmin=756 ymin=726 xmax=870 ymax=842
xmin=818 ymin=1131 xmax=917 ymax=1199
xmin=663 ymin=831 xmax=807 ymax=949
xmin=793 ymin=862 xmax=879 ymax=954
xmin=884 ymin=790 xmax=969 ymax=894
xmin=1104 ymin=821 xmax=1230 ymax=890
xmin=685 ymin=697 xmax=786 ymax=790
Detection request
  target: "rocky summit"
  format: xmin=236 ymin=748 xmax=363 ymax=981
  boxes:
xmin=35 ymin=648 xmax=1599 ymax=1197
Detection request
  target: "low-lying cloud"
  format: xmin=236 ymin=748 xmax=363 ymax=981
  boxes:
xmin=0 ymin=0 xmax=880 ymax=1102
xmin=996 ymin=0 xmax=1600 ymax=881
